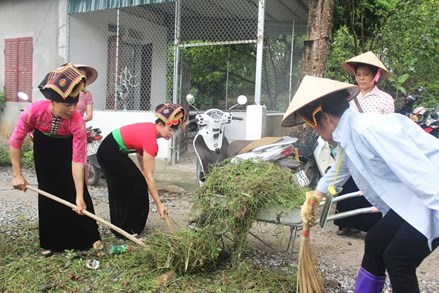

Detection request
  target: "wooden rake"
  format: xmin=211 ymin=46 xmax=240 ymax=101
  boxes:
xmin=26 ymin=185 xmax=147 ymax=247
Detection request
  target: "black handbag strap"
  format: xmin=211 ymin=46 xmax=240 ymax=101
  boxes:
xmin=353 ymin=96 xmax=364 ymax=113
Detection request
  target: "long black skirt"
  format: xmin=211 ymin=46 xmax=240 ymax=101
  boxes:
xmin=334 ymin=177 xmax=382 ymax=232
xmin=33 ymin=130 xmax=100 ymax=252
xmin=97 ymin=134 xmax=149 ymax=237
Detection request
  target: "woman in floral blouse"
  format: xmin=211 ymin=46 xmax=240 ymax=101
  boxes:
xmin=334 ymin=51 xmax=395 ymax=235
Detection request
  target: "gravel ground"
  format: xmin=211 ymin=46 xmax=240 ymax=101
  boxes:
xmin=0 ymin=166 xmax=438 ymax=293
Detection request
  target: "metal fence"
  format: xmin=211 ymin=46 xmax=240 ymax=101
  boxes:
xmin=67 ymin=0 xmax=306 ymax=161
xmin=68 ymin=0 xmax=306 ymax=112
xmin=69 ymin=4 xmax=177 ymax=111
xmin=177 ymin=0 xmax=307 ymax=112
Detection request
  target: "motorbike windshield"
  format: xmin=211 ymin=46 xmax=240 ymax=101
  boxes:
xmin=430 ymin=105 xmax=439 ymax=120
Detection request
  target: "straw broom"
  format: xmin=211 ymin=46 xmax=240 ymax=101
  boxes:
xmin=296 ymin=221 xmax=321 ymax=293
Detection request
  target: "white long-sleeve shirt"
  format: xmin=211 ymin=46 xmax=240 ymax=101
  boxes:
xmin=317 ymin=109 xmax=439 ymax=249
xmin=319 ymin=86 xmax=395 ymax=193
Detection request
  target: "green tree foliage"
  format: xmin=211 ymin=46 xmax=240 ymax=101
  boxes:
xmin=332 ymin=0 xmax=398 ymax=53
xmin=328 ymin=0 xmax=398 ymax=85
xmin=178 ymin=34 xmax=301 ymax=111
xmin=325 ymin=26 xmax=356 ymax=82
xmin=328 ymin=0 xmax=439 ymax=108
xmin=171 ymin=1 xmax=438 ymax=112
xmin=180 ymin=44 xmax=256 ymax=110
xmin=378 ymin=0 xmax=439 ymax=107
xmin=0 ymin=92 xmax=6 ymax=115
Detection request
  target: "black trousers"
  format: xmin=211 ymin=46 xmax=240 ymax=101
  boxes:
xmin=361 ymin=209 xmax=439 ymax=293
xmin=97 ymin=134 xmax=149 ymax=237
xmin=33 ymin=130 xmax=100 ymax=252
xmin=334 ymin=177 xmax=382 ymax=232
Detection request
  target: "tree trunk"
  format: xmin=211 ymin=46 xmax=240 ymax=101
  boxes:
xmin=301 ymin=0 xmax=335 ymax=77
xmin=284 ymin=0 xmax=335 ymax=145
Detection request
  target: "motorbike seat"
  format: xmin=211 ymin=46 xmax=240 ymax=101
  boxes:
xmin=227 ymin=137 xmax=283 ymax=157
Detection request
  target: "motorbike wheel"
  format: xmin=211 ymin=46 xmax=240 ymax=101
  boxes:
xmin=196 ymin=159 xmax=205 ymax=183
xmin=87 ymin=159 xmax=100 ymax=186
xmin=301 ymin=157 xmax=320 ymax=188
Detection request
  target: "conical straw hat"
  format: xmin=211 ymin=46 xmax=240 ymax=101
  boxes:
xmin=341 ymin=51 xmax=391 ymax=80
xmin=74 ymin=64 xmax=98 ymax=86
xmin=281 ymin=75 xmax=358 ymax=127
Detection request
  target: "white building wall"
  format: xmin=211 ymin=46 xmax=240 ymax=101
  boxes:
xmin=68 ymin=9 xmax=168 ymax=111
xmin=69 ymin=12 xmax=111 ymax=111
xmin=0 ymin=0 xmax=66 ymax=136
xmin=0 ymin=2 xmax=270 ymax=147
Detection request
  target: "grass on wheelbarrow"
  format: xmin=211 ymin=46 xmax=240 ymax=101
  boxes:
xmin=142 ymin=160 xmax=305 ymax=274
xmin=191 ymin=159 xmax=306 ymax=265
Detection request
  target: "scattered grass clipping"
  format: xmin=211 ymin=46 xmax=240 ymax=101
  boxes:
xmin=0 ymin=221 xmax=296 ymax=292
xmin=141 ymin=228 xmax=222 ymax=274
xmin=0 ymin=160 xmax=306 ymax=292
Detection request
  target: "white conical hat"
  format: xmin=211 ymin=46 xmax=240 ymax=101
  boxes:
xmin=74 ymin=64 xmax=98 ymax=86
xmin=281 ymin=75 xmax=358 ymax=127
xmin=340 ymin=51 xmax=391 ymax=80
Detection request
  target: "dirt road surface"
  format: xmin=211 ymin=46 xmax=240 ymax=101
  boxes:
xmin=0 ymin=145 xmax=438 ymax=292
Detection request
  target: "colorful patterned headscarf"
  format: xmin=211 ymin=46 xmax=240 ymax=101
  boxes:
xmin=155 ymin=103 xmax=186 ymax=130
xmin=38 ymin=63 xmax=86 ymax=104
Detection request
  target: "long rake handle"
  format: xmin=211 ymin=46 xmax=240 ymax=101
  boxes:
xmin=26 ymin=185 xmax=147 ymax=247
xmin=163 ymin=212 xmax=176 ymax=235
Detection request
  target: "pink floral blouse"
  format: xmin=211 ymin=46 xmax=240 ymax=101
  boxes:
xmin=9 ymin=100 xmax=87 ymax=163
xmin=76 ymin=91 xmax=93 ymax=117
xmin=349 ymin=86 xmax=395 ymax=114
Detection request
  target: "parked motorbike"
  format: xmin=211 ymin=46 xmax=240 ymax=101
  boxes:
xmin=86 ymin=126 xmax=103 ymax=186
xmin=185 ymin=94 xmax=315 ymax=188
xmin=396 ymin=94 xmax=421 ymax=117
xmin=297 ymin=132 xmax=335 ymax=179
xmin=418 ymin=104 xmax=439 ymax=138
xmin=394 ymin=94 xmax=439 ymax=138
xmin=404 ymin=103 xmax=439 ymax=138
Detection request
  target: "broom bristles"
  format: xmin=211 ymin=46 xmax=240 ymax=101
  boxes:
xmin=297 ymin=229 xmax=321 ymax=293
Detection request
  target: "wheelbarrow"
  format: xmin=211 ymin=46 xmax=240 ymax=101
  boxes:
xmin=254 ymin=191 xmax=380 ymax=253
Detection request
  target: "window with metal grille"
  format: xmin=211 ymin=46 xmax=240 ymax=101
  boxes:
xmin=4 ymin=37 xmax=33 ymax=102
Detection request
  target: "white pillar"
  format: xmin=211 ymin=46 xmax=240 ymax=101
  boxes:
xmin=254 ymin=0 xmax=265 ymax=105
xmin=170 ymin=0 xmax=182 ymax=165
xmin=245 ymin=105 xmax=266 ymax=140
xmin=57 ymin=0 xmax=69 ymax=62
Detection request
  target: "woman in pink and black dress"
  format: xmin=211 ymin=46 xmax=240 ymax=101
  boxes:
xmin=9 ymin=64 xmax=101 ymax=255
xmin=97 ymin=104 xmax=186 ymax=237
xmin=334 ymin=51 xmax=394 ymax=235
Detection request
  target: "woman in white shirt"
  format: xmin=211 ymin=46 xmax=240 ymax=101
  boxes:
xmin=283 ymin=76 xmax=439 ymax=293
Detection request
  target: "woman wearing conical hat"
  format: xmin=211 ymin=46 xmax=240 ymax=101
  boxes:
xmin=334 ymin=51 xmax=395 ymax=235
xmin=341 ymin=51 xmax=394 ymax=114
xmin=282 ymin=76 xmax=439 ymax=292
xmin=74 ymin=64 xmax=98 ymax=122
